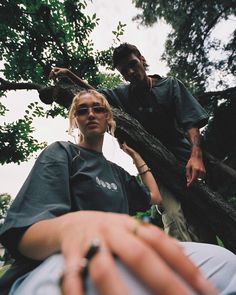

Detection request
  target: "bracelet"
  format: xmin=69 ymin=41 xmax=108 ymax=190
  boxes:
xmin=137 ymin=163 xmax=147 ymax=169
xmin=139 ymin=168 xmax=151 ymax=176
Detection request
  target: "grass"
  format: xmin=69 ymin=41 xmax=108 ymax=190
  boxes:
xmin=0 ymin=264 xmax=10 ymax=277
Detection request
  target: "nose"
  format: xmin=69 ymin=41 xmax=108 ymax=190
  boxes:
xmin=88 ymin=107 xmax=96 ymax=118
xmin=127 ymin=68 xmax=134 ymax=76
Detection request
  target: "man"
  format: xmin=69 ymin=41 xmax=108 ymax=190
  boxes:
xmin=50 ymin=43 xmax=208 ymax=241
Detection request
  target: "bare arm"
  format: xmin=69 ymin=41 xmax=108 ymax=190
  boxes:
xmin=186 ymin=127 xmax=206 ymax=187
xmin=49 ymin=67 xmax=95 ymax=90
xmin=17 ymin=211 xmax=216 ymax=295
xmin=18 ymin=214 xmax=66 ymax=260
xmin=121 ymin=143 xmax=162 ymax=205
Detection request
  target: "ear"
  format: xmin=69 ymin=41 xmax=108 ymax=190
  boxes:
xmin=105 ymin=112 xmax=109 ymax=120
xmin=140 ymin=55 xmax=146 ymax=66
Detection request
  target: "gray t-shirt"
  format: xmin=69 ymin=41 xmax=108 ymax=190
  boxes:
xmin=0 ymin=141 xmax=150 ymax=257
xmin=0 ymin=141 xmax=151 ymax=294
xmin=101 ymin=76 xmax=209 ymax=162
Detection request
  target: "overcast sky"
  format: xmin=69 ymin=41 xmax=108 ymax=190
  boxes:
xmin=1 ymin=1 xmax=235 ymax=197
xmin=0 ymin=0 xmax=171 ymax=197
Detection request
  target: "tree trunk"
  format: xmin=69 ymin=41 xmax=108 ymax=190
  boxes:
xmin=38 ymin=80 xmax=236 ymax=253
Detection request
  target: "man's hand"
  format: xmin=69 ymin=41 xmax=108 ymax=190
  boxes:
xmin=49 ymin=67 xmax=95 ymax=90
xmin=49 ymin=67 xmax=71 ymax=80
xmin=186 ymin=127 xmax=206 ymax=187
xmin=186 ymin=156 xmax=206 ymax=187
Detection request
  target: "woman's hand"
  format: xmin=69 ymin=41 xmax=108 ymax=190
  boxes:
xmin=120 ymin=142 xmax=139 ymax=159
xmin=59 ymin=211 xmax=217 ymax=295
xmin=120 ymin=142 xmax=162 ymax=205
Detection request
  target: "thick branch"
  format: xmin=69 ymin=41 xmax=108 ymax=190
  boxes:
xmin=197 ymin=86 xmax=236 ymax=101
xmin=114 ymin=109 xmax=236 ymax=253
xmin=205 ymin=151 xmax=236 ymax=180
xmin=2 ymin=78 xmax=236 ymax=251
xmin=0 ymin=78 xmax=43 ymax=91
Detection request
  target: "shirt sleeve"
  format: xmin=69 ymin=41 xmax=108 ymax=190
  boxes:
xmin=0 ymin=142 xmax=72 ymax=257
xmin=100 ymin=84 xmax=130 ymax=110
xmin=116 ymin=166 xmax=151 ymax=216
xmin=173 ymin=77 xmax=209 ymax=130
xmin=126 ymin=176 xmax=152 ymax=216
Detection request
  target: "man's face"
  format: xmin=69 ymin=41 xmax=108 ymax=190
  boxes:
xmin=116 ymin=53 xmax=147 ymax=85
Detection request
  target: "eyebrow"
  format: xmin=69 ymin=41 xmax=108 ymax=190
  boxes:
xmin=77 ymin=102 xmax=101 ymax=108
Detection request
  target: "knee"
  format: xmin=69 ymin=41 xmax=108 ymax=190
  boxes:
xmin=212 ymin=245 xmax=236 ymax=267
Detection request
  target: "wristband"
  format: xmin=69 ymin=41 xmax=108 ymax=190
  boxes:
xmin=139 ymin=168 xmax=151 ymax=176
xmin=137 ymin=163 xmax=147 ymax=169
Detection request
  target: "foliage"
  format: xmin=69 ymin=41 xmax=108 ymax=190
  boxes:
xmin=0 ymin=102 xmax=47 ymax=164
xmin=132 ymin=0 xmax=235 ymax=92
xmin=0 ymin=193 xmax=11 ymax=223
xmin=0 ymin=265 xmax=10 ymax=276
xmin=132 ymin=0 xmax=236 ymax=169
xmin=0 ymin=0 xmax=124 ymax=164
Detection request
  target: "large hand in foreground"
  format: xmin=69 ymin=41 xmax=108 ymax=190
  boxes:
xmin=60 ymin=211 xmax=217 ymax=295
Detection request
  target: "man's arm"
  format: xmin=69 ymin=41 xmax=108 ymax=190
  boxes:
xmin=49 ymin=67 xmax=95 ymax=90
xmin=185 ymin=127 xmax=206 ymax=187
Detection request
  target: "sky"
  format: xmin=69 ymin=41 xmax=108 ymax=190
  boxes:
xmin=1 ymin=1 xmax=235 ymax=197
xmin=0 ymin=0 xmax=171 ymax=197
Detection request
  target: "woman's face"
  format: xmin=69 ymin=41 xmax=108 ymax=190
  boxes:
xmin=75 ymin=93 xmax=108 ymax=139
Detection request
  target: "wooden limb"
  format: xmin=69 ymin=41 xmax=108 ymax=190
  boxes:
xmin=204 ymin=151 xmax=236 ymax=181
xmin=113 ymin=108 xmax=236 ymax=253
xmin=0 ymin=78 xmax=43 ymax=91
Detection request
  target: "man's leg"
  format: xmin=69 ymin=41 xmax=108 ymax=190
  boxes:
xmin=158 ymin=182 xmax=199 ymax=242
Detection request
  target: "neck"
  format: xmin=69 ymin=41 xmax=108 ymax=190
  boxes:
xmin=79 ymin=135 xmax=104 ymax=153
xmin=133 ymin=75 xmax=151 ymax=91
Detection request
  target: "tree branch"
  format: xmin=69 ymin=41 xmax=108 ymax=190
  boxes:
xmin=0 ymin=78 xmax=43 ymax=91
xmin=113 ymin=109 xmax=236 ymax=253
xmin=197 ymin=86 xmax=236 ymax=101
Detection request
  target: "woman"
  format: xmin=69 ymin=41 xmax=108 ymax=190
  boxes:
xmin=0 ymin=90 xmax=235 ymax=295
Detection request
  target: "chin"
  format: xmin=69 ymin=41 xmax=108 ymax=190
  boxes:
xmin=87 ymin=130 xmax=104 ymax=138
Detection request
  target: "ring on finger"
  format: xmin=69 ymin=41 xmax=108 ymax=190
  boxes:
xmin=197 ymin=177 xmax=205 ymax=183
xmin=132 ymin=216 xmax=151 ymax=235
xmin=63 ymin=259 xmax=86 ymax=278
xmin=61 ymin=238 xmax=101 ymax=282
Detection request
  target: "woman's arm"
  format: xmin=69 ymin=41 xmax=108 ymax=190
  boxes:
xmin=121 ymin=143 xmax=162 ymax=205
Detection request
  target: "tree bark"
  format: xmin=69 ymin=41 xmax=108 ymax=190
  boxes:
xmin=3 ymin=79 xmax=236 ymax=252
xmin=113 ymin=109 xmax=236 ymax=253
xmin=19 ymin=80 xmax=236 ymax=253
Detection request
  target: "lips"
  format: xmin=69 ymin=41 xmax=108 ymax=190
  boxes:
xmin=86 ymin=121 xmax=99 ymax=127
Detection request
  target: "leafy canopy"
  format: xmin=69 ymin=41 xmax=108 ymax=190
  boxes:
xmin=0 ymin=0 xmax=125 ymax=164
xmin=133 ymin=0 xmax=235 ymax=93
xmin=132 ymin=0 xmax=236 ymax=162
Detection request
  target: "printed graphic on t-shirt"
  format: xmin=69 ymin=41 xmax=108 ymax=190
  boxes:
xmin=96 ymin=176 xmax=118 ymax=191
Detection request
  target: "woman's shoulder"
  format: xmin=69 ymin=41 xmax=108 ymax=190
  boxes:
xmin=38 ymin=141 xmax=79 ymax=162
xmin=106 ymin=160 xmax=132 ymax=180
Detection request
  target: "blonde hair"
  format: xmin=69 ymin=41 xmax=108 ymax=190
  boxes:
xmin=68 ymin=89 xmax=116 ymax=141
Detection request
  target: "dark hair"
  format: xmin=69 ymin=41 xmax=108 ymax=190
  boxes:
xmin=112 ymin=43 xmax=142 ymax=68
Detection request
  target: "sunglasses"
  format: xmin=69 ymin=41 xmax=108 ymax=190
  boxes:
xmin=76 ymin=106 xmax=107 ymax=117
